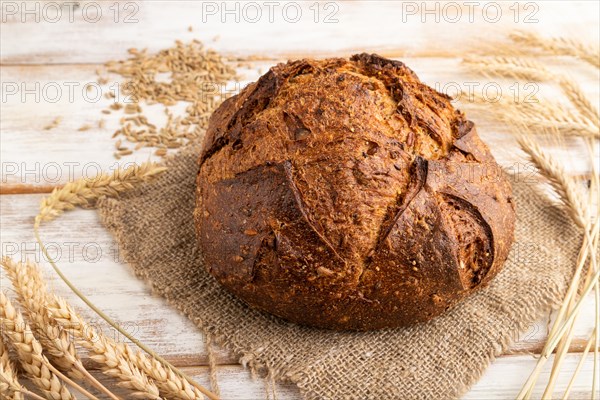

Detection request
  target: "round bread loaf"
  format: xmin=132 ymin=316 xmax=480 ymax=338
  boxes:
xmin=195 ymin=53 xmax=516 ymax=330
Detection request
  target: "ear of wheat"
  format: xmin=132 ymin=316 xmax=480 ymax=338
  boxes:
xmin=462 ymin=56 xmax=554 ymax=81
xmin=1 ymin=257 xmax=83 ymax=380
xmin=46 ymin=295 xmax=161 ymax=399
xmin=7 ymin=255 xmax=207 ymax=399
xmin=32 ymin=162 xmax=219 ymax=400
xmin=559 ymin=78 xmax=600 ymax=124
xmin=1 ymin=257 xmax=119 ymax=400
xmin=515 ymin=128 xmax=599 ymax=400
xmin=1 ymin=336 xmax=26 ymax=400
xmin=123 ymin=344 xmax=206 ymax=399
xmin=465 ymin=32 xmax=599 ymax=400
xmin=466 ymin=96 xmax=600 ymax=139
xmin=34 ymin=161 xmax=167 ymax=228
xmin=0 ymin=292 xmax=78 ymax=400
xmin=462 ymin=52 xmax=600 ymax=140
xmin=510 ymin=30 xmax=600 ymax=68
xmin=517 ymin=134 xmax=589 ymax=228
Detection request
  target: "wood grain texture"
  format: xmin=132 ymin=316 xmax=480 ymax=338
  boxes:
xmin=1 ymin=1 xmax=598 ymax=64
xmin=28 ymin=355 xmax=598 ymax=400
xmin=1 ymin=1 xmax=599 ymax=398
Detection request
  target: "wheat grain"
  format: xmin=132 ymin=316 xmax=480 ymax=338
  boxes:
xmin=123 ymin=346 xmax=205 ymax=399
xmin=517 ymin=134 xmax=588 ymax=228
xmin=0 ymin=292 xmax=77 ymax=400
xmin=1 ymin=336 xmax=25 ymax=400
xmin=102 ymin=40 xmax=237 ymax=157
xmin=47 ymin=295 xmax=161 ymax=399
xmin=1 ymin=257 xmax=83 ymax=380
xmin=43 ymin=117 xmax=62 ymax=131
xmin=504 ymin=104 xmax=600 ymax=139
xmin=559 ymin=78 xmax=600 ymax=124
xmin=463 ymin=96 xmax=600 ymax=139
xmin=462 ymin=56 xmax=554 ymax=81
xmin=1 ymin=257 xmax=119 ymax=399
xmin=510 ymin=31 xmax=600 ymax=68
xmin=34 ymin=161 xmax=167 ymax=228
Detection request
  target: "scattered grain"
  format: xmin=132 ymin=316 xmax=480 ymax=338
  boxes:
xmin=99 ymin=40 xmax=237 ymax=158
xmin=43 ymin=117 xmax=62 ymax=131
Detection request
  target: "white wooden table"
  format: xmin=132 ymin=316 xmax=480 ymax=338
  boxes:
xmin=1 ymin=1 xmax=598 ymax=398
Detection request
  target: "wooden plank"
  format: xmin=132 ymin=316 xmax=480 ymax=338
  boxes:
xmin=1 ymin=1 xmax=598 ymax=65
xmin=17 ymin=354 xmax=600 ymax=399
xmin=2 ymin=2 xmax=598 ymax=398
xmin=465 ymin=353 xmax=599 ymax=400
xmin=1 ymin=192 xmax=597 ymax=368
xmin=2 ymin=60 xmax=598 ymax=192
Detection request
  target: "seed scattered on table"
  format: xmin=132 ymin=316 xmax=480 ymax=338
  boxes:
xmin=43 ymin=117 xmax=62 ymax=131
xmin=96 ymin=39 xmax=238 ymax=159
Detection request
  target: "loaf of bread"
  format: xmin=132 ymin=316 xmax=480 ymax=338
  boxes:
xmin=194 ymin=53 xmax=515 ymax=330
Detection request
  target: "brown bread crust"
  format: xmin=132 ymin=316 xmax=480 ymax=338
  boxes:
xmin=195 ymin=53 xmax=516 ymax=330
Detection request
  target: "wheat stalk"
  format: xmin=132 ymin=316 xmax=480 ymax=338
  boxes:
xmin=582 ymin=139 xmax=598 ymax=400
xmin=510 ymin=31 xmax=600 ymax=69
xmin=0 ymin=292 xmax=80 ymax=400
xmin=515 ymin=137 xmax=596 ymax=397
xmin=548 ymin=139 xmax=600 ymax=399
xmin=34 ymin=162 xmax=167 ymax=228
xmin=517 ymin=218 xmax=599 ymax=399
xmin=564 ymin=328 xmax=597 ymax=398
xmin=46 ymin=295 xmax=161 ymax=399
xmin=1 ymin=257 xmax=119 ymax=400
xmin=593 ymin=257 xmax=600 ymax=400
xmin=497 ymin=33 xmax=600 ymax=397
xmin=543 ymin=220 xmax=598 ymax=397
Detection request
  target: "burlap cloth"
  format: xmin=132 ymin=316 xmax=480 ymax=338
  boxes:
xmin=97 ymin=145 xmax=582 ymax=400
